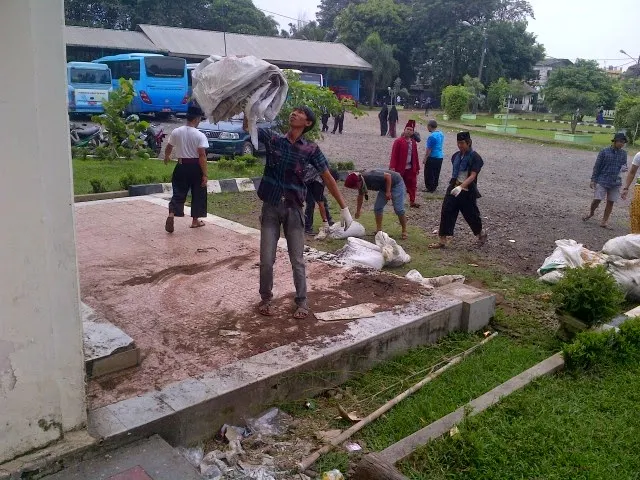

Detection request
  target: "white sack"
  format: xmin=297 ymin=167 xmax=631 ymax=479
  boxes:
xmin=328 ymin=221 xmax=366 ymax=240
xmin=602 ymin=234 xmax=640 ymax=260
xmin=193 ymin=55 xmax=288 ymax=149
xmin=537 ymin=239 xmax=584 ymax=275
xmin=375 ymin=231 xmax=411 ymax=267
xmin=405 ymin=270 xmax=465 ymax=289
xmin=607 ymin=257 xmax=640 ymax=301
xmin=335 ymin=237 xmax=384 ymax=270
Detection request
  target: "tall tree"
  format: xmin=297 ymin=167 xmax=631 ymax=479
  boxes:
xmin=357 ymin=33 xmax=399 ymax=106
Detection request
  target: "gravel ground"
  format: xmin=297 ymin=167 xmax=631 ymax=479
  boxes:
xmin=316 ymin=111 xmax=633 ymax=274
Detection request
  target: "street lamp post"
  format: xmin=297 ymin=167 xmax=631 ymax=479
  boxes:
xmin=620 ymin=49 xmax=640 ymax=66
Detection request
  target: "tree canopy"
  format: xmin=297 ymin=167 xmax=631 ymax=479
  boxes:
xmin=64 ymin=0 xmax=279 ymax=36
xmin=357 ymin=33 xmax=399 ymax=105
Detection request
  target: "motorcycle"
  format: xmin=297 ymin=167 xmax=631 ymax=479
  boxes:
xmin=69 ymin=123 xmax=104 ymax=148
xmin=121 ymin=115 xmax=166 ymax=156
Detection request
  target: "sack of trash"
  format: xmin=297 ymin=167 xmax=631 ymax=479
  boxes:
xmin=375 ymin=231 xmax=411 ymax=267
xmin=192 ymin=55 xmax=288 ymax=149
xmin=607 ymin=257 xmax=640 ymax=301
xmin=537 ymin=239 xmax=606 ymax=283
xmin=335 ymin=237 xmax=384 ymax=270
xmin=327 ymin=221 xmax=366 ymax=240
xmin=405 ymin=269 xmax=465 ymax=288
xmin=602 ymin=234 xmax=640 ymax=260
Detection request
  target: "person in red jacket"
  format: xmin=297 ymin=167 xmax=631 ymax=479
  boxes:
xmin=389 ymin=119 xmax=421 ymax=208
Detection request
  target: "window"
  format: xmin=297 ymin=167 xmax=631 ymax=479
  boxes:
xmin=69 ymin=68 xmax=111 ymax=85
xmin=144 ymin=57 xmax=185 ymax=78
xmin=104 ymin=60 xmax=141 ymax=81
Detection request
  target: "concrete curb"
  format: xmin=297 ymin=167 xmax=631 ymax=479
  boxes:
xmin=74 ymin=191 xmax=129 ymax=203
xmin=379 ymin=352 xmax=565 ymax=464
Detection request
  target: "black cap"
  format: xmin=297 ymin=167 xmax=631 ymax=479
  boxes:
xmin=613 ymin=132 xmax=628 ymax=143
xmin=457 ymin=131 xmax=471 ymax=142
xmin=295 ymin=106 xmax=316 ymax=134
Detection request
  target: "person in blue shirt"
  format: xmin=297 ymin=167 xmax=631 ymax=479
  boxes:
xmin=583 ymin=132 xmax=628 ymax=229
xmin=423 ymin=120 xmax=444 ymax=192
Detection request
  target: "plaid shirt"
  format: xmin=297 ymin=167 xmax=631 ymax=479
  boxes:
xmin=257 ymin=128 xmax=329 ymax=207
xmin=591 ymin=146 xmax=628 ymax=188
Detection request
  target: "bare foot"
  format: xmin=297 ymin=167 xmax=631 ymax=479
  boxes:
xmin=190 ymin=220 xmax=206 ymax=228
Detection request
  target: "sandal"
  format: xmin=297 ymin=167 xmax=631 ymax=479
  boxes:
xmin=190 ymin=220 xmax=206 ymax=228
xmin=293 ymin=305 xmax=309 ymax=319
xmin=429 ymin=243 xmax=446 ymax=249
xmin=258 ymin=300 xmax=275 ymax=317
xmin=165 ymin=216 xmax=174 ymax=233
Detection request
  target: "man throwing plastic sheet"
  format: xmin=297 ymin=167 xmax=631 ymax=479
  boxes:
xmin=243 ymin=108 xmax=352 ymax=320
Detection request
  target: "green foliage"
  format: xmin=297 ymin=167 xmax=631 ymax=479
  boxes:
xmin=487 ymin=77 xmax=510 ymax=112
xmin=65 ymin=0 xmax=278 ymax=36
xmin=463 ymin=74 xmax=485 ymax=110
xmin=357 ymin=32 xmax=399 ymax=106
xmin=337 ymin=161 xmax=355 ymax=170
xmin=119 ymin=173 xmax=140 ymax=190
xmin=552 ymin=266 xmax=624 ymax=326
xmin=71 ymin=146 xmax=89 ymax=160
xmin=442 ymin=85 xmax=471 ymax=120
xmin=563 ymin=317 xmax=640 ymax=371
xmin=278 ymin=71 xmax=362 ymax=142
xmin=544 ymin=59 xmax=618 ymax=133
xmin=89 ymin=178 xmax=107 ymax=194
xmin=614 ymin=96 xmax=640 ymax=145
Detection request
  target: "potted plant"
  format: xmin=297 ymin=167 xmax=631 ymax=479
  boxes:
xmin=552 ymin=265 xmax=624 ymax=340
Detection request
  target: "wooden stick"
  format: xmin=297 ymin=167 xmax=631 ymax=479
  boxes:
xmin=298 ymin=332 xmax=499 ymax=471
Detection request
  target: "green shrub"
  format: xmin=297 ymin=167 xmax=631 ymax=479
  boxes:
xmin=89 ymin=178 xmax=107 ymax=194
xmin=552 ymin=266 xmax=624 ymax=326
xmin=94 ymin=146 xmax=110 ymax=160
xmin=162 ymin=173 xmax=172 ymax=183
xmin=336 ymin=161 xmax=355 ymax=171
xmin=442 ymin=85 xmax=471 ymax=121
xmin=216 ymin=158 xmax=233 ymax=170
xmin=119 ymin=173 xmax=140 ymax=190
xmin=232 ymin=160 xmax=248 ymax=173
xmin=235 ymin=154 xmax=259 ymax=166
xmin=563 ymin=317 xmax=640 ymax=371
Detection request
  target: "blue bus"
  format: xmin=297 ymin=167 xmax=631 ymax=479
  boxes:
xmin=67 ymin=62 xmax=112 ymax=114
xmin=93 ymin=53 xmax=189 ymax=115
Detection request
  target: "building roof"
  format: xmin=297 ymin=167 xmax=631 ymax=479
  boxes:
xmin=534 ymin=58 xmax=573 ymax=68
xmin=65 ymin=25 xmax=160 ymax=52
xmin=136 ymin=24 xmax=371 ymax=71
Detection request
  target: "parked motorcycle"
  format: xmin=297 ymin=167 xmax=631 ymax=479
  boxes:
xmin=121 ymin=115 xmax=166 ymax=156
xmin=69 ymin=123 xmax=104 ymax=148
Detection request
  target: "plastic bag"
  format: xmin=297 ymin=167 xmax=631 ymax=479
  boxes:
xmin=246 ymin=408 xmax=292 ymax=437
xmin=607 ymin=257 xmax=640 ymax=300
xmin=375 ymin=231 xmax=411 ymax=267
xmin=602 ymin=234 xmax=640 ymax=259
xmin=176 ymin=445 xmax=204 ymax=468
xmin=405 ymin=270 xmax=464 ymax=289
xmin=327 ymin=221 xmax=366 ymax=240
xmin=193 ymin=55 xmax=288 ymax=149
xmin=335 ymin=237 xmax=384 ymax=270
xmin=537 ymin=239 xmax=584 ymax=275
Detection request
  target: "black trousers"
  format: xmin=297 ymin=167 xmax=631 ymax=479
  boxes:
xmin=168 ymin=162 xmax=207 ymax=218
xmin=332 ymin=115 xmax=344 ymax=133
xmin=380 ymin=120 xmax=388 ymax=136
xmin=321 ymin=114 xmax=330 ymax=132
xmin=424 ymin=157 xmax=443 ymax=192
xmin=439 ymin=186 xmax=482 ymax=237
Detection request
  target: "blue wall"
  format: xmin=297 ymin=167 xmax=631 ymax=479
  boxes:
xmin=328 ymin=79 xmax=361 ymax=101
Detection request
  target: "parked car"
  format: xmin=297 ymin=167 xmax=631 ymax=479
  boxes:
xmin=197 ymin=114 xmax=275 ymax=157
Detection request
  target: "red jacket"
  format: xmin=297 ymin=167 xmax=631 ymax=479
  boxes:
xmin=389 ymin=136 xmax=420 ymax=174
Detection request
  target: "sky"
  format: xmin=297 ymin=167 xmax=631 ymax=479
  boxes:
xmin=252 ymin=0 xmax=640 ymax=70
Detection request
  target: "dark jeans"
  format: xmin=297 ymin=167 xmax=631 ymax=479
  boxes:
xmin=321 ymin=114 xmax=330 ymax=132
xmin=259 ymin=201 xmax=307 ymax=308
xmin=424 ymin=157 xmax=443 ymax=192
xmin=332 ymin=115 xmax=344 ymax=133
xmin=380 ymin=120 xmax=388 ymax=136
xmin=304 ymin=188 xmax=333 ymax=232
xmin=438 ymin=186 xmax=483 ymax=237
xmin=168 ymin=162 xmax=207 ymax=218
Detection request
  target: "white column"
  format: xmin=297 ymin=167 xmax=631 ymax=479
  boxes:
xmin=0 ymin=0 xmax=86 ymax=464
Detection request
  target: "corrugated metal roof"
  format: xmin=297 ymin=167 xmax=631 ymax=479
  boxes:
xmin=65 ymin=25 xmax=161 ymax=52
xmin=137 ymin=24 xmax=372 ymax=71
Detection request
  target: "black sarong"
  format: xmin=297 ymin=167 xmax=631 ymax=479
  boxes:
xmin=168 ymin=159 xmax=207 ymax=218
xmin=438 ymin=185 xmax=482 ymax=237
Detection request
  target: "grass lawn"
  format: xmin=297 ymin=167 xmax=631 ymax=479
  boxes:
xmin=399 ymin=361 xmax=640 ymax=479
xmin=73 ymin=158 xmax=264 ymax=195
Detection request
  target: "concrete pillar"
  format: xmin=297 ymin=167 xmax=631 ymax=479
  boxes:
xmin=0 ymin=0 xmax=86 ymax=464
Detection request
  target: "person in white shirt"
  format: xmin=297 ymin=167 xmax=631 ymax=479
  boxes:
xmin=621 ymin=150 xmax=640 ymax=199
xmin=163 ymin=105 xmax=209 ymax=232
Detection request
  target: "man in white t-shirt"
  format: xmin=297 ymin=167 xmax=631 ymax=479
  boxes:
xmin=621 ymin=150 xmax=640 ymax=199
xmin=163 ymin=105 xmax=209 ymax=232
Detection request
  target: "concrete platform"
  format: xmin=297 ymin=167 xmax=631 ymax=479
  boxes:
xmin=74 ymin=196 xmax=495 ymax=447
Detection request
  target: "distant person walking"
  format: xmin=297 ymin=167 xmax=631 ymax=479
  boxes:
xmin=321 ymin=106 xmax=330 ymax=132
xmin=164 ymin=105 xmax=208 ymax=232
xmin=423 ymin=120 xmax=445 ymax=192
xmin=583 ymin=132 xmax=628 ymax=229
xmin=388 ymin=105 xmax=399 ymax=138
xmin=424 ymin=96 xmax=432 ymax=115
xmin=378 ymin=104 xmax=389 ymax=136
xmin=332 ymin=107 xmax=345 ymax=134
xmin=390 ymin=120 xmax=420 ymax=208
xmin=430 ymin=131 xmax=488 ymax=249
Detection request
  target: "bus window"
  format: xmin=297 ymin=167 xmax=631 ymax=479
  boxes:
xmin=145 ymin=57 xmax=185 ymax=78
xmin=69 ymin=68 xmax=112 ymax=85
xmin=106 ymin=60 xmax=141 ymax=81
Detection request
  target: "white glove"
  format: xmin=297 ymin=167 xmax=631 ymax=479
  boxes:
xmin=341 ymin=207 xmax=353 ymax=230
xmin=451 ymin=186 xmax=463 ymax=197
xmin=315 ymin=222 xmax=329 ymax=240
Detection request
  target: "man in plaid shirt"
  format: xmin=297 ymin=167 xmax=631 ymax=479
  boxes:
xmin=244 ymin=107 xmax=352 ymax=319
xmin=583 ymin=132 xmax=628 ymax=229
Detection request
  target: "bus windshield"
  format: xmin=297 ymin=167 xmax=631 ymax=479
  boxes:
xmin=299 ymin=73 xmax=323 ymax=86
xmin=145 ymin=57 xmax=185 ymax=78
xmin=69 ymin=68 xmax=111 ymax=85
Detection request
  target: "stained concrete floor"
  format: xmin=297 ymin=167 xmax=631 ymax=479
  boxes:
xmin=75 ymin=198 xmax=427 ymax=409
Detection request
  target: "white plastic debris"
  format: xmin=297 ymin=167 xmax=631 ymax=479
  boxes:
xmin=335 ymin=237 xmax=385 ymax=270
xmin=246 ymin=408 xmax=293 ymax=437
xmin=375 ymin=231 xmax=411 ymax=267
xmin=327 ymin=220 xmax=366 ymax=239
xmin=175 ymin=445 xmax=204 ymax=469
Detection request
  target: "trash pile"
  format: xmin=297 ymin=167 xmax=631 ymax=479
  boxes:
xmin=192 ymin=55 xmax=288 ymax=150
xmin=176 ymin=408 xmax=314 ymax=480
xmin=537 ymin=234 xmax=640 ymax=300
xmin=405 ymin=270 xmax=465 ymax=294
xmin=335 ymin=232 xmax=411 ymax=270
